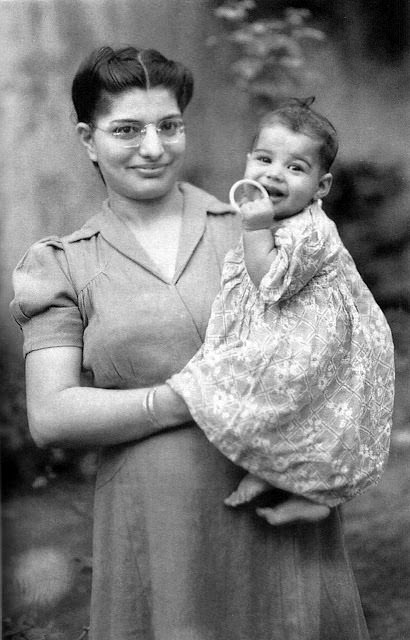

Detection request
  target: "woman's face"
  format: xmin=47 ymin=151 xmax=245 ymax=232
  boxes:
xmin=78 ymin=87 xmax=186 ymax=202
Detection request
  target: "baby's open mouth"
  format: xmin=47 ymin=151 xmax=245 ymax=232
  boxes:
xmin=267 ymin=187 xmax=285 ymax=198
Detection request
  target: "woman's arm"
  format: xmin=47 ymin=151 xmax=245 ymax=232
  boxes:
xmin=240 ymin=200 xmax=277 ymax=287
xmin=26 ymin=346 xmax=191 ymax=449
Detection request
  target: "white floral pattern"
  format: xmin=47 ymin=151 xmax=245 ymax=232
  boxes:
xmin=169 ymin=202 xmax=395 ymax=506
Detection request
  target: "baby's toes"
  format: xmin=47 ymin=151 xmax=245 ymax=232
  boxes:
xmin=224 ymin=489 xmax=247 ymax=507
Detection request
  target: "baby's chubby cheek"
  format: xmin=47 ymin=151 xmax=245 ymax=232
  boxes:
xmin=240 ymin=199 xmax=275 ymax=230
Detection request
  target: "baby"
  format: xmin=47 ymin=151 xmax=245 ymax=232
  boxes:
xmin=169 ymin=98 xmax=394 ymax=525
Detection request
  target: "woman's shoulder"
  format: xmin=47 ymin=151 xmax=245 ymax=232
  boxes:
xmin=13 ymin=235 xmax=68 ymax=279
xmin=19 ymin=209 xmax=103 ymax=259
xmin=19 ymin=206 xmax=109 ymax=268
xmin=180 ymin=181 xmax=241 ymax=239
xmin=12 ymin=209 xmax=110 ymax=307
xmin=179 ymin=182 xmax=241 ymax=259
xmin=179 ymin=181 xmax=237 ymax=217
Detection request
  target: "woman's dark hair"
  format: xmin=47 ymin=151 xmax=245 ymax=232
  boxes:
xmin=71 ymin=45 xmax=194 ymax=123
xmin=255 ymin=97 xmax=339 ymax=172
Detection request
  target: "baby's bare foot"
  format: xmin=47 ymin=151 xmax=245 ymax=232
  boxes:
xmin=256 ymin=497 xmax=330 ymax=526
xmin=224 ymin=473 xmax=272 ymax=507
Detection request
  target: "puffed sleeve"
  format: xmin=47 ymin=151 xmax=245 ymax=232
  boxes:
xmin=259 ymin=205 xmax=333 ymax=303
xmin=10 ymin=237 xmax=84 ymax=356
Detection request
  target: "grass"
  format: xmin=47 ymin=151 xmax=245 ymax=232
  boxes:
xmin=3 ymin=436 xmax=410 ymax=640
xmin=345 ymin=440 xmax=410 ymax=640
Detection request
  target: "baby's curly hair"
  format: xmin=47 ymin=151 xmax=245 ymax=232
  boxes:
xmin=255 ymin=97 xmax=338 ymax=172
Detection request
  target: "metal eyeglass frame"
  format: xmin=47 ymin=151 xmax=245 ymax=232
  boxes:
xmin=90 ymin=118 xmax=185 ymax=148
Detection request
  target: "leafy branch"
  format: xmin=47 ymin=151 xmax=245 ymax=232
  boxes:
xmin=212 ymin=1 xmax=326 ymax=110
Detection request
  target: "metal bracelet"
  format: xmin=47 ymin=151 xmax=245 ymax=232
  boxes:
xmin=142 ymin=387 xmax=163 ymax=428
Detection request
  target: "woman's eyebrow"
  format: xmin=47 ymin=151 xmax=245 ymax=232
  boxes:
xmin=109 ymin=118 xmax=143 ymax=124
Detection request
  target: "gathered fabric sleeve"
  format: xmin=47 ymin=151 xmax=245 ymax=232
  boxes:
xmin=10 ymin=238 xmax=84 ymax=356
xmin=258 ymin=202 xmax=335 ymax=304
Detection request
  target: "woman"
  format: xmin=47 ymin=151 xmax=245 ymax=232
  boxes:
xmin=11 ymin=46 xmax=370 ymax=640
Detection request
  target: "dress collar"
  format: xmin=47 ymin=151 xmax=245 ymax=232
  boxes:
xmin=70 ymin=182 xmax=233 ymax=284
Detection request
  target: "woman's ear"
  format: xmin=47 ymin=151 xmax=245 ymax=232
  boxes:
xmin=76 ymin=123 xmax=98 ymax=162
xmin=314 ymin=173 xmax=333 ymax=200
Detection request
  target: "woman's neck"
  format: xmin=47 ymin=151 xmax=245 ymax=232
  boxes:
xmin=106 ymin=184 xmax=184 ymax=280
xmin=107 ymin=184 xmax=183 ymax=229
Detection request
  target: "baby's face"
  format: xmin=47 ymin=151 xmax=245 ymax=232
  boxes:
xmin=244 ymin=123 xmax=332 ymax=219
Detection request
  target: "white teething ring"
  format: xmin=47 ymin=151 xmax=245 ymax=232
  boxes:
xmin=229 ymin=179 xmax=270 ymax=213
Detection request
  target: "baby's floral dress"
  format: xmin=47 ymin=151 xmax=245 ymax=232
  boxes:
xmin=169 ymin=201 xmax=395 ymax=506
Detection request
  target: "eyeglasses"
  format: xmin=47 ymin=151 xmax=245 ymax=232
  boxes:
xmin=92 ymin=117 xmax=185 ymax=148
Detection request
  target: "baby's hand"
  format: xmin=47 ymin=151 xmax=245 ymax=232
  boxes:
xmin=240 ymin=198 xmax=275 ymax=231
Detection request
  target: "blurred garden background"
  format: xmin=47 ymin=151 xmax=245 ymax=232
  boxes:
xmin=1 ymin=0 xmax=410 ymax=638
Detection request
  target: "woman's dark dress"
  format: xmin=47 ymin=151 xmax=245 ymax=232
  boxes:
xmin=11 ymin=182 xmax=370 ymax=640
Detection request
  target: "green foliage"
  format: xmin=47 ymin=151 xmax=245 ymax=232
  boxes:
xmin=0 ymin=354 xmax=31 ymax=491
xmin=325 ymin=159 xmax=410 ymax=429
xmin=213 ymin=0 xmax=325 ymax=111
xmin=2 ymin=616 xmax=65 ymax=640
xmin=0 ymin=350 xmax=97 ymax=496
xmin=326 ymin=161 xmax=410 ymax=310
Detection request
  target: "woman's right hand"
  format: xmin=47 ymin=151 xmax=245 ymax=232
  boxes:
xmin=25 ymin=346 xmax=192 ymax=449
xmin=153 ymin=384 xmax=192 ymax=427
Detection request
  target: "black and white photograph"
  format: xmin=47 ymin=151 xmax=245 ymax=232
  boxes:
xmin=1 ymin=1 xmax=409 ymax=639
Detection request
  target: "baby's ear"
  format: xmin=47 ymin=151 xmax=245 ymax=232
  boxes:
xmin=315 ymin=173 xmax=333 ymax=200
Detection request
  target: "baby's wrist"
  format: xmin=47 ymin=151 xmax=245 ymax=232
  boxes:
xmin=242 ymin=220 xmax=273 ymax=231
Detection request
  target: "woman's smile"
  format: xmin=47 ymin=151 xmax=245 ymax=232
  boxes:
xmin=129 ymin=162 xmax=171 ymax=176
xmin=85 ymin=87 xmax=186 ymax=201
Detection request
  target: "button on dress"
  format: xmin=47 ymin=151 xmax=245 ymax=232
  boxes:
xmin=11 ymin=182 xmax=370 ymax=640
